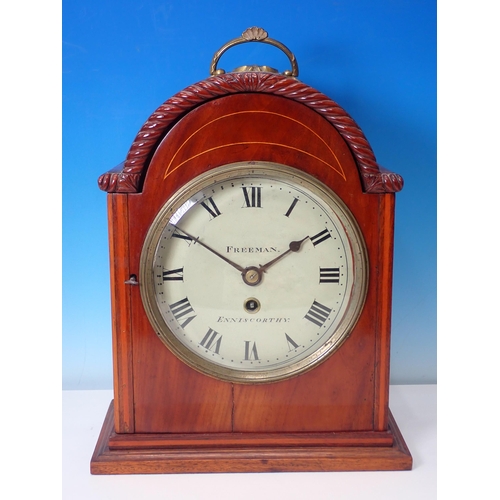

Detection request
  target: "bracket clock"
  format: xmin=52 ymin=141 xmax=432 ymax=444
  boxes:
xmin=91 ymin=27 xmax=412 ymax=474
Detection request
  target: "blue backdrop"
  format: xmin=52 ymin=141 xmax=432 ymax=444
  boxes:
xmin=63 ymin=0 xmax=436 ymax=389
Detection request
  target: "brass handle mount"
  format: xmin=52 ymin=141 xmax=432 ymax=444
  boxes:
xmin=209 ymin=27 xmax=299 ymax=77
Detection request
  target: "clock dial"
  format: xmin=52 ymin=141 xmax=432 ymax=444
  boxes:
xmin=140 ymin=162 xmax=368 ymax=383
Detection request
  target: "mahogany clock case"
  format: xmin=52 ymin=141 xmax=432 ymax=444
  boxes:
xmin=92 ymin=70 xmax=412 ymax=473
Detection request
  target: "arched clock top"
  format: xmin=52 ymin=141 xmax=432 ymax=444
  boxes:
xmin=97 ymin=71 xmax=403 ymax=194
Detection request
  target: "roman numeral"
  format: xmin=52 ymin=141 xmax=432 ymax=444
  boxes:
xmin=169 ymin=297 xmax=196 ymax=328
xmin=244 ymin=341 xmax=259 ymax=360
xmin=285 ymin=333 xmax=299 ymax=351
xmin=319 ymin=267 xmax=340 ymax=283
xmin=162 ymin=268 xmax=184 ymax=281
xmin=171 ymin=231 xmax=193 ymax=243
xmin=284 ymin=197 xmax=299 ymax=217
xmin=242 ymin=187 xmax=262 ymax=208
xmin=305 ymin=300 xmax=332 ymax=327
xmin=310 ymin=229 xmax=332 ymax=246
xmin=199 ymin=328 xmax=222 ymax=354
xmin=200 ymin=197 xmax=221 ymax=219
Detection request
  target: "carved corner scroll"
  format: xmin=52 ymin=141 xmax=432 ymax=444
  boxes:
xmin=97 ymin=161 xmax=141 ymax=193
xmin=98 ymin=72 xmax=403 ymax=194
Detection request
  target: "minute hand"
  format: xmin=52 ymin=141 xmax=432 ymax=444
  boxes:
xmin=171 ymin=225 xmax=245 ymax=273
xmin=258 ymin=236 xmax=309 ymax=273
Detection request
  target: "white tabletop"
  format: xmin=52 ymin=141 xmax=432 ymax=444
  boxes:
xmin=63 ymin=385 xmax=436 ymax=499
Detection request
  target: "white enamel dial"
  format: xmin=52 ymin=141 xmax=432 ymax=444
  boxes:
xmin=140 ymin=162 xmax=368 ymax=383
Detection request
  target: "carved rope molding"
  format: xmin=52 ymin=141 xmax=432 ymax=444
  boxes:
xmin=98 ymin=72 xmax=403 ymax=194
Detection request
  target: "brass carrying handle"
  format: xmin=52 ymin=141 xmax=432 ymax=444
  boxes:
xmin=210 ymin=27 xmax=299 ymax=77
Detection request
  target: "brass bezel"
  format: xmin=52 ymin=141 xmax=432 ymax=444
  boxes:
xmin=139 ymin=161 xmax=368 ymax=384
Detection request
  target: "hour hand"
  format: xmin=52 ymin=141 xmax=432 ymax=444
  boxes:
xmin=171 ymin=225 xmax=245 ymax=273
xmin=240 ymin=236 xmax=309 ymax=286
xmin=258 ymin=235 xmax=309 ymax=273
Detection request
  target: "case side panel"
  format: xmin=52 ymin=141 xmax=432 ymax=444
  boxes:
xmin=373 ymin=193 xmax=395 ymax=430
xmin=108 ymin=194 xmax=135 ymax=433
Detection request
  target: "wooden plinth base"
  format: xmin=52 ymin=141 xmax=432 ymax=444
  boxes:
xmin=91 ymin=401 xmax=412 ymax=474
